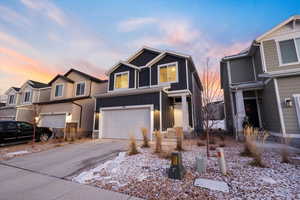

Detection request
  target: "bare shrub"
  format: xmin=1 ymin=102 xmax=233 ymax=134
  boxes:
xmin=154 ymin=130 xmax=162 ymax=154
xmin=281 ymin=137 xmax=291 ymax=163
xmin=242 ymin=126 xmax=269 ymax=167
xmin=141 ymin=128 xmax=150 ymax=148
xmin=128 ymin=135 xmax=139 ymax=156
xmin=175 ymin=127 xmax=184 ymax=151
xmin=209 ymin=145 xmax=216 ymax=151
xmin=219 ymin=143 xmax=226 ymax=148
xmin=197 ymin=141 xmax=206 ymax=147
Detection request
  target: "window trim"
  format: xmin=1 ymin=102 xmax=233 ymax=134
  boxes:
xmin=75 ymin=81 xmax=86 ymax=97
xmin=276 ymin=37 xmax=300 ymax=67
xmin=114 ymin=71 xmax=130 ymax=90
xmin=157 ymin=62 xmax=179 ymax=85
xmin=54 ymin=84 xmax=64 ymax=98
xmin=23 ymin=90 xmax=31 ymax=103
xmin=8 ymin=94 xmax=16 ymax=105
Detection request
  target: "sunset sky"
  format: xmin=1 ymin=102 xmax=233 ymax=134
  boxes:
xmin=0 ymin=0 xmax=299 ymax=93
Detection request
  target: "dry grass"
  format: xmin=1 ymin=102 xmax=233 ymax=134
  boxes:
xmin=197 ymin=141 xmax=206 ymax=147
xmin=175 ymin=127 xmax=184 ymax=151
xmin=242 ymin=126 xmax=269 ymax=167
xmin=141 ymin=128 xmax=150 ymax=148
xmin=209 ymin=145 xmax=216 ymax=151
xmin=154 ymin=130 xmax=162 ymax=154
xmin=128 ymin=135 xmax=139 ymax=156
xmin=219 ymin=143 xmax=226 ymax=148
xmin=159 ymin=149 xmax=173 ymax=160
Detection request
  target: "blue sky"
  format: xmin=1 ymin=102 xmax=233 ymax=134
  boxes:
xmin=0 ymin=0 xmax=299 ymax=93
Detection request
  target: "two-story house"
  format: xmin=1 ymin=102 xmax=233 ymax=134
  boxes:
xmin=221 ymin=15 xmax=300 ymax=145
xmin=35 ymin=68 xmax=107 ymax=137
xmin=0 ymin=81 xmax=49 ymax=122
xmin=93 ymin=47 xmax=203 ymax=140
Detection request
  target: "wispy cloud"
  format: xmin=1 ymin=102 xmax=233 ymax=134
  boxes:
xmin=0 ymin=5 xmax=31 ymax=27
xmin=125 ymin=17 xmax=250 ymax=70
xmin=118 ymin=17 xmax=157 ymax=32
xmin=20 ymin=0 xmax=67 ymax=26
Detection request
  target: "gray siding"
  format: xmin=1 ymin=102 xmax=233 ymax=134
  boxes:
xmin=253 ymin=47 xmax=264 ymax=78
xmin=277 ymin=76 xmax=300 ymax=134
xmin=230 ymin=57 xmax=255 ymax=83
xmin=192 ymin=73 xmax=203 ymax=133
xmin=260 ymin=80 xmax=281 ymax=132
xmin=0 ymin=107 xmax=16 ymax=119
xmin=138 ymin=68 xmax=150 ymax=87
xmin=263 ymin=39 xmax=300 ymax=72
xmin=220 ymin=62 xmax=234 ymax=132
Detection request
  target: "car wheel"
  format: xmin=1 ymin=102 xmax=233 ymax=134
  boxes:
xmin=40 ymin=133 xmax=50 ymax=142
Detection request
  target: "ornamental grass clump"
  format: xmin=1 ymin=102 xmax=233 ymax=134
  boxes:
xmin=128 ymin=134 xmax=139 ymax=156
xmin=175 ymin=127 xmax=184 ymax=151
xmin=154 ymin=130 xmax=162 ymax=154
xmin=242 ymin=126 xmax=269 ymax=167
xmin=141 ymin=128 xmax=150 ymax=148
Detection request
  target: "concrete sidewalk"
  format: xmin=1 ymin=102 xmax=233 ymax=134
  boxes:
xmin=0 ymin=164 xmax=141 ymax=200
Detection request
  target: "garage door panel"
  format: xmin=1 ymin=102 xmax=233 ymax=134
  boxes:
xmin=102 ymin=107 xmax=151 ymax=140
xmin=39 ymin=114 xmax=66 ymax=128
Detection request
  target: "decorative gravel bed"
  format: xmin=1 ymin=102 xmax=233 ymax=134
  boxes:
xmin=73 ymin=141 xmax=300 ymax=200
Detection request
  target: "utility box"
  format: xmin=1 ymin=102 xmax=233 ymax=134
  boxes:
xmin=216 ymin=148 xmax=227 ymax=175
xmin=196 ymin=155 xmax=207 ymax=173
xmin=167 ymin=152 xmax=185 ymax=180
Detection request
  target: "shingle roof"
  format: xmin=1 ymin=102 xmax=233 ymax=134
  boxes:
xmin=64 ymin=68 xmax=107 ymax=83
xmin=28 ymin=80 xmax=49 ymax=88
xmin=48 ymin=75 xmax=74 ymax=85
xmin=12 ymin=87 xmax=20 ymax=92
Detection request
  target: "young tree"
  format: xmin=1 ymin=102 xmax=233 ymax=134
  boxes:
xmin=31 ymin=104 xmax=41 ymax=147
xmin=200 ymin=58 xmax=223 ymax=157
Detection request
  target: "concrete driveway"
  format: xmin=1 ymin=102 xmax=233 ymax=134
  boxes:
xmin=0 ymin=139 xmax=141 ymax=200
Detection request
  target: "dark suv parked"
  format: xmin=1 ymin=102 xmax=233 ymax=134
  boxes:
xmin=0 ymin=120 xmax=52 ymax=145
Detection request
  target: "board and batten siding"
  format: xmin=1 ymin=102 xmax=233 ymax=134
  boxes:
xmin=277 ymin=76 xmax=300 ymax=134
xmin=262 ymin=39 xmax=300 ymax=72
xmin=229 ymin=57 xmax=256 ymax=83
xmin=129 ymin=49 xmax=160 ymax=66
xmin=108 ymin=64 xmax=136 ymax=91
xmin=151 ymin=55 xmax=187 ymax=91
xmin=96 ymin=92 xmax=160 ymax=130
xmin=260 ymin=80 xmax=281 ymax=133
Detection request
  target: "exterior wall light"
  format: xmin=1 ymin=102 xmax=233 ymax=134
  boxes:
xmin=285 ymin=98 xmax=293 ymax=108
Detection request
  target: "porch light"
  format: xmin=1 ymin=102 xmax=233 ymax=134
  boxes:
xmin=34 ymin=116 xmax=39 ymax=123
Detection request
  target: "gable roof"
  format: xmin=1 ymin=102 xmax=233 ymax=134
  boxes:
xmin=5 ymin=87 xmax=20 ymax=95
xmin=106 ymin=61 xmax=141 ymax=75
xmin=126 ymin=46 xmax=163 ymax=63
xmin=145 ymin=50 xmax=191 ymax=67
xmin=12 ymin=87 xmax=20 ymax=92
xmin=48 ymin=74 xmax=74 ymax=85
xmin=28 ymin=80 xmax=49 ymax=88
xmin=256 ymin=15 xmax=300 ymax=42
xmin=64 ymin=68 xmax=106 ymax=83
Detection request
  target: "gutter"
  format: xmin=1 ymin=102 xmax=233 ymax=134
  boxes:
xmin=72 ymin=102 xmax=82 ymax=128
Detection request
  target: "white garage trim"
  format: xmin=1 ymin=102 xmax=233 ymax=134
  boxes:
xmin=99 ymin=104 xmax=154 ymax=140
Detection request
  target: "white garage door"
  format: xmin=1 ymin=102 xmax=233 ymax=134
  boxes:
xmin=39 ymin=114 xmax=66 ymax=128
xmin=101 ymin=107 xmax=151 ymax=140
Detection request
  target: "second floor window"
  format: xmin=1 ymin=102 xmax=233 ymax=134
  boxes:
xmin=8 ymin=95 xmax=15 ymax=104
xmin=76 ymin=82 xmax=85 ymax=96
xmin=159 ymin=62 xmax=178 ymax=83
xmin=24 ymin=91 xmax=31 ymax=103
xmin=279 ymin=38 xmax=300 ymax=65
xmin=55 ymin=84 xmax=63 ymax=97
xmin=115 ymin=72 xmax=129 ymax=89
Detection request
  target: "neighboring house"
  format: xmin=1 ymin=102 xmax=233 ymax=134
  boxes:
xmin=221 ymin=15 xmax=300 ymax=145
xmin=0 ymin=81 xmax=49 ymax=122
xmin=93 ymin=46 xmax=203 ymax=140
xmin=205 ymin=101 xmax=225 ymax=120
xmin=35 ymin=68 xmax=107 ymax=137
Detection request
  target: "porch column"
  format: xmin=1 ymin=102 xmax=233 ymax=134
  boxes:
xmin=235 ymin=90 xmax=246 ymax=133
xmin=181 ymin=94 xmax=189 ymax=132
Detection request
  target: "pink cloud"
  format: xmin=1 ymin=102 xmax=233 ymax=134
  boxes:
xmin=118 ymin=17 xmax=157 ymax=32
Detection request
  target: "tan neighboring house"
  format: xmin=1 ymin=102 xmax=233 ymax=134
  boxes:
xmin=35 ymin=68 xmax=107 ymax=137
xmin=0 ymin=81 xmax=49 ymax=122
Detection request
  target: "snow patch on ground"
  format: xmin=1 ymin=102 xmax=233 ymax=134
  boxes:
xmin=209 ymin=120 xmax=225 ymax=130
xmin=6 ymin=150 xmax=30 ymax=157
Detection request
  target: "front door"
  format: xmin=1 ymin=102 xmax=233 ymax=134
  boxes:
xmin=244 ymin=99 xmax=260 ymax=128
xmin=174 ymin=104 xmax=182 ymax=127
